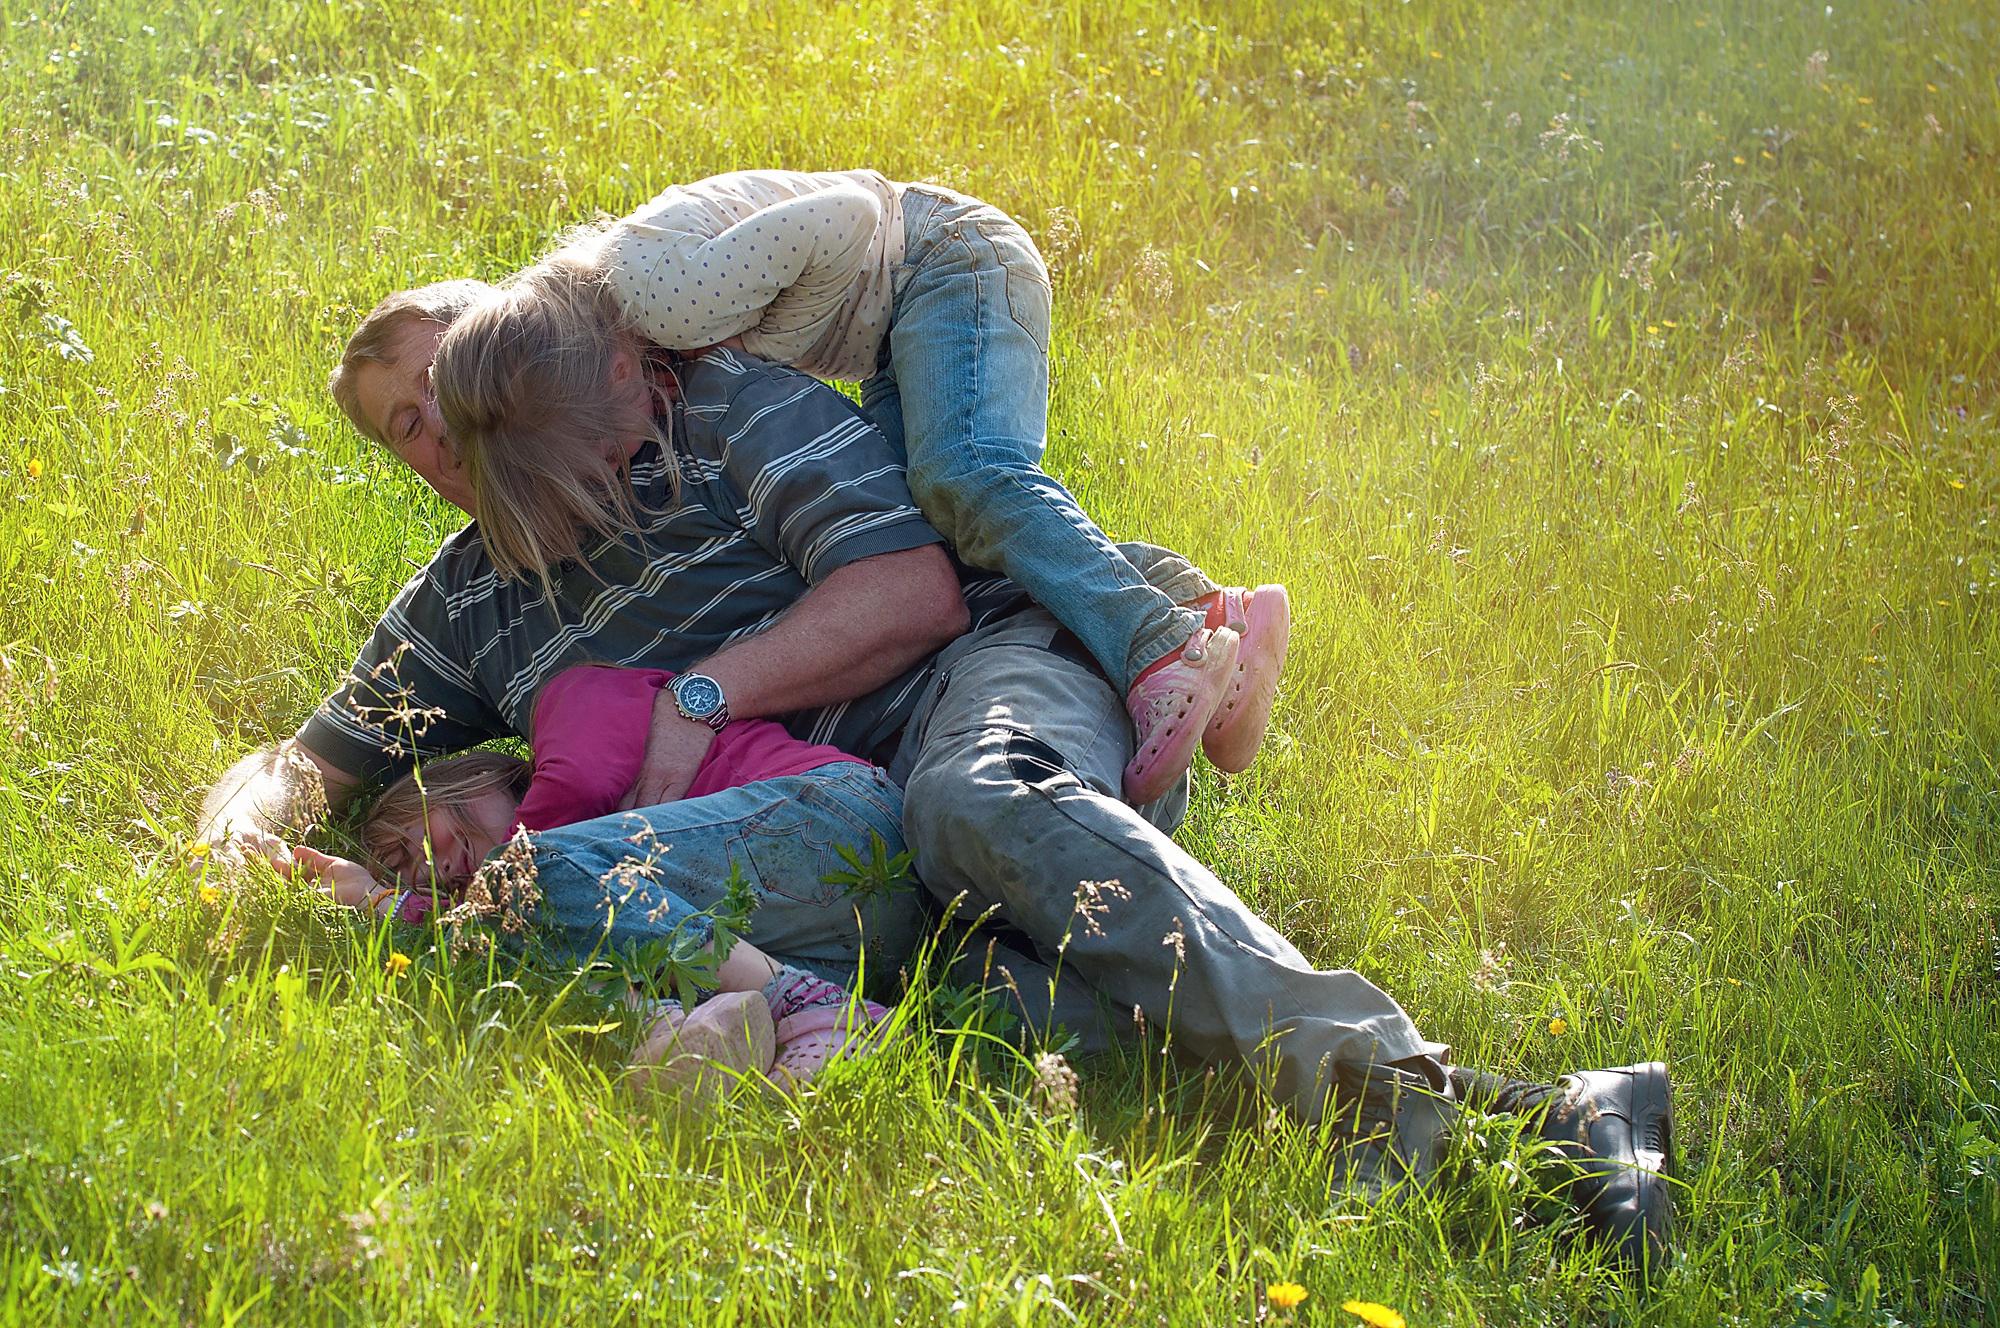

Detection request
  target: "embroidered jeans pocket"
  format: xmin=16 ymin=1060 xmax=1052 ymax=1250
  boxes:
xmin=974 ymin=217 xmax=1052 ymax=355
xmin=729 ymin=785 xmax=896 ymax=909
xmin=728 ymin=805 xmax=833 ymax=907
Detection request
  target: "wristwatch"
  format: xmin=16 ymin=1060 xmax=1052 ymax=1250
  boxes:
xmin=669 ymin=671 xmax=731 ymax=732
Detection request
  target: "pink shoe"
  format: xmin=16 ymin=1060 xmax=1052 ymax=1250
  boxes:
xmin=1201 ymin=585 xmax=1290 ymax=772
xmin=632 ymin=991 xmax=776 ymax=1102
xmin=769 ymin=999 xmax=892 ymax=1092
xmin=1122 ymin=626 xmax=1241 ymax=805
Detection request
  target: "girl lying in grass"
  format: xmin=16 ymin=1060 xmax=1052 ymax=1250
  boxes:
xmin=441 ymin=168 xmax=1290 ymax=807
xmin=256 ymin=662 xmax=921 ymax=1092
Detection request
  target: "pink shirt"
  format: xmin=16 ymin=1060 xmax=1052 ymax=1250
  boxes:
xmin=393 ymin=666 xmax=863 ymax=924
xmin=515 ymin=665 xmax=863 ymax=829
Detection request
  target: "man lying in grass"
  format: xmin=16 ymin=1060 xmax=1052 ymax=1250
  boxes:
xmin=204 ymin=263 xmax=1673 ymax=1274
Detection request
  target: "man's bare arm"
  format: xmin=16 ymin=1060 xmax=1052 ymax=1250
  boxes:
xmin=198 ymin=738 xmax=364 ymax=844
xmin=702 ymin=544 xmax=970 ymax=717
xmin=620 ymin=545 xmax=970 ymax=807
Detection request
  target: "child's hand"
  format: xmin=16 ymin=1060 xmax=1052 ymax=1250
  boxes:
xmin=289 ymin=845 xmax=386 ymax=911
xmin=246 ymin=832 xmax=389 ymax=914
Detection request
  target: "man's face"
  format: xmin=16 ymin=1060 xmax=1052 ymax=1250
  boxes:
xmin=351 ymin=319 xmax=473 ymax=513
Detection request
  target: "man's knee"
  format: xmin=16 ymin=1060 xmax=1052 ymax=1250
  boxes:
xmin=903 ymin=728 xmax=1078 ymax=877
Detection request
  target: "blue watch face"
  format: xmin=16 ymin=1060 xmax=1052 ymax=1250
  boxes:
xmin=677 ymin=674 xmax=725 ymax=717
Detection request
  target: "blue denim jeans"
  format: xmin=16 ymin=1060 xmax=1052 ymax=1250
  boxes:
xmin=857 ymin=185 xmax=1204 ymax=692
xmin=523 ymin=762 xmax=923 ymax=995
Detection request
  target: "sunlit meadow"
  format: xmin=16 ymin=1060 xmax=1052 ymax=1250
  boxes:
xmin=2 ymin=0 xmax=1997 ymax=1323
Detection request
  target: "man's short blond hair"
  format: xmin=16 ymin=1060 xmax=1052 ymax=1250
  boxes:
xmin=328 ymin=279 xmax=495 ymax=444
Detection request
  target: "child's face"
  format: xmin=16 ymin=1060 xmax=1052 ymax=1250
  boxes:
xmin=382 ymin=786 xmax=521 ymax=892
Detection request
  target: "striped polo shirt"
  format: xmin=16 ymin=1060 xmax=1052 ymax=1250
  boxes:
xmin=300 ymin=348 xmax=1025 ymax=781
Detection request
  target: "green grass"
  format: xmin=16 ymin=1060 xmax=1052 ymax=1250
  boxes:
xmin=4 ymin=0 xmax=1998 ymax=1321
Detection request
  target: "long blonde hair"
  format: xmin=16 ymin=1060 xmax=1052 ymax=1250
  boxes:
xmin=362 ymin=749 xmax=532 ymax=878
xmin=430 ymin=259 xmax=671 ymax=599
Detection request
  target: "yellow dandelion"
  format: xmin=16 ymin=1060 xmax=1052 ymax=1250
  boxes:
xmin=1949 ymin=478 xmax=1967 ymax=490
xmin=197 ymin=884 xmax=222 ymax=907
xmin=1856 ymin=95 xmax=1874 ymax=105
xmin=1269 ymin=1282 xmax=1308 ymax=1310
xmin=1343 ymin=1301 xmax=1407 ymax=1328
xmin=1428 ymin=50 xmax=1441 ymax=59
xmin=1662 ymin=319 xmax=1680 ymax=328
xmin=1926 ymin=82 xmax=1938 ymax=93
xmin=1548 ymin=1016 xmax=1570 ymax=1037
xmin=1761 ymin=149 xmax=1776 ymax=160
xmin=25 ymin=458 xmax=43 ymax=480
xmin=1646 ymin=324 xmax=1661 ymax=335
xmin=386 ymin=952 xmax=412 ymax=977
xmin=1732 ymin=154 xmax=1746 ymax=165
xmin=188 ymin=839 xmax=211 ymax=859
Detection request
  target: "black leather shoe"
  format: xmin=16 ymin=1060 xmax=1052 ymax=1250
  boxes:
xmin=1445 ymin=1060 xmax=1674 ymax=1269
xmin=1539 ymin=1061 xmax=1674 ymax=1271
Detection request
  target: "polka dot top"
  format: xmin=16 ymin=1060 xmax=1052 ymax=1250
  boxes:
xmin=599 ymin=168 xmax=907 ymax=382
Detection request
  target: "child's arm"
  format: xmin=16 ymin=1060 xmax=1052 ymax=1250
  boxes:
xmin=516 ymin=666 xmax=679 ymax=827
xmin=598 ymin=180 xmax=882 ymax=351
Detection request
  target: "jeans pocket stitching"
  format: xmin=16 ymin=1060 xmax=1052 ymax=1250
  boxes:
xmin=819 ymin=768 xmax=904 ymax=834
xmin=733 ymin=801 xmax=845 ymax=907
xmin=971 ymin=218 xmax=1051 ymax=355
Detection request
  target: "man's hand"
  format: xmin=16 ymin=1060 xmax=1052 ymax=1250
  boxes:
xmin=620 ymin=696 xmax=717 ymax=809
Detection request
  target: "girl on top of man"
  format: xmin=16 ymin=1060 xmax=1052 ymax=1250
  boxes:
xmin=438 ymin=168 xmax=1289 ymax=806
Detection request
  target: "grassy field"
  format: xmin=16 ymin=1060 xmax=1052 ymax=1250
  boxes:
xmin=4 ymin=0 xmax=1998 ymax=1321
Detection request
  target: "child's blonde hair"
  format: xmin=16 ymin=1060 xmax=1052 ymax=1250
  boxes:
xmin=430 ymin=258 xmax=672 ymax=597
xmin=362 ymin=749 xmax=532 ymax=877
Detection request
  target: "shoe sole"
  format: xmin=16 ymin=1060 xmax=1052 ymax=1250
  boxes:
xmin=1632 ymin=1061 xmax=1673 ymax=1175
xmin=1623 ymin=1061 xmax=1674 ymax=1274
xmin=1203 ymin=584 xmax=1291 ymax=772
xmin=634 ymin=992 xmax=776 ymax=1099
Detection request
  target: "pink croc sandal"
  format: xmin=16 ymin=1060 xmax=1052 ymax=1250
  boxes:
xmin=769 ymin=999 xmax=892 ymax=1092
xmin=1122 ymin=625 xmax=1241 ymax=806
xmin=632 ymin=990 xmax=776 ymax=1103
xmin=1201 ymin=584 xmax=1291 ymax=773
